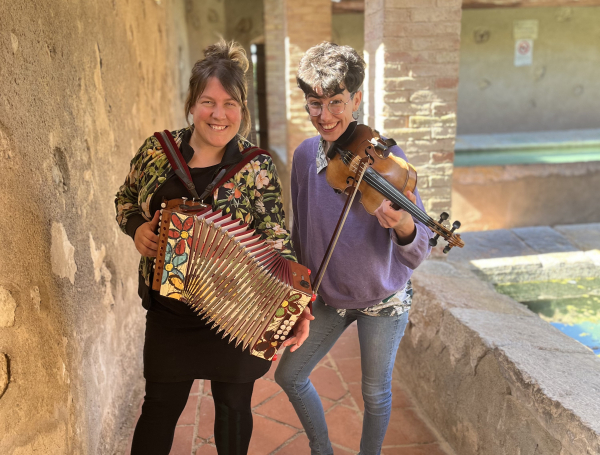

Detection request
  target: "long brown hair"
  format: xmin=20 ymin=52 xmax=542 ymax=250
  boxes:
xmin=185 ymin=39 xmax=251 ymax=138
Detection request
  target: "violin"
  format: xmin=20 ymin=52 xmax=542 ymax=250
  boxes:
xmin=327 ymin=122 xmax=464 ymax=252
xmin=311 ymin=122 xmax=464 ymax=294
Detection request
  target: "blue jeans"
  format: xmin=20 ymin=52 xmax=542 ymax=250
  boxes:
xmin=274 ymin=297 xmax=409 ymax=455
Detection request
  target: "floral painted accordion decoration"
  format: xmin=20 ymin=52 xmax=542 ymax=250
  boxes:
xmin=152 ymin=199 xmax=314 ymax=361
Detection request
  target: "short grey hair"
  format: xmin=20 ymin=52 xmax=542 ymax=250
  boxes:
xmin=297 ymin=42 xmax=366 ymax=98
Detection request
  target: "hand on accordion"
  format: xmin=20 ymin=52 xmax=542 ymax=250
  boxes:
xmin=281 ymin=307 xmax=315 ymax=352
xmin=134 ymin=210 xmax=161 ymax=257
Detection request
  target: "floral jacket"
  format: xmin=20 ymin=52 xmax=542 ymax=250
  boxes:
xmin=115 ymin=126 xmax=296 ymax=288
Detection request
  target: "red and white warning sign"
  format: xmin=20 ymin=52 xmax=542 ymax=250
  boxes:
xmin=514 ymin=39 xmax=533 ymax=67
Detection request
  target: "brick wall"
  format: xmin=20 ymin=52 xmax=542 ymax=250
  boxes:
xmin=285 ymin=1 xmax=332 ymax=162
xmin=264 ymin=0 xmax=331 ymax=165
xmin=264 ymin=0 xmax=288 ymax=162
xmin=364 ymin=0 xmax=462 ymax=219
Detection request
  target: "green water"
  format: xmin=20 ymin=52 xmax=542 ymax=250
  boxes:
xmin=454 ymin=144 xmax=600 ymax=167
xmin=495 ymin=277 xmax=600 ymax=355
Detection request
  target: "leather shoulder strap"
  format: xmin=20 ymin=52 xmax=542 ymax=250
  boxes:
xmin=154 ymin=130 xmax=200 ymax=199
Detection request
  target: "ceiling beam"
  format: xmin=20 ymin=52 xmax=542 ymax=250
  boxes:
xmin=331 ymin=0 xmax=600 ymax=13
xmin=463 ymin=0 xmax=600 ymax=7
xmin=332 ymin=1 xmax=364 ymax=13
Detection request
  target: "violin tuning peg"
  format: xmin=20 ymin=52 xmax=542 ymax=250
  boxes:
xmin=438 ymin=212 xmax=449 ymax=223
xmin=443 ymin=245 xmax=452 ymax=254
xmin=429 ymin=233 xmax=440 ymax=247
xmin=452 ymin=220 xmax=461 ymax=230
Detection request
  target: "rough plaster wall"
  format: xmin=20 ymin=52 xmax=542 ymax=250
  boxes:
xmin=0 ymin=1 xmax=189 ymax=453
xmin=457 ymin=6 xmax=600 ymax=134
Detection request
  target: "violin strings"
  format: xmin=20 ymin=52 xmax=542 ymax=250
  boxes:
xmin=340 ymin=150 xmax=462 ymax=246
xmin=366 ymin=171 xmax=435 ymax=226
xmin=342 ymin=152 xmax=434 ymax=227
xmin=361 ymin=171 xmax=461 ymax=245
xmin=363 ymin=171 xmax=463 ymax=246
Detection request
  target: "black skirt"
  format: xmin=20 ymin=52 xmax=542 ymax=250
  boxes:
xmin=143 ymin=295 xmax=272 ymax=383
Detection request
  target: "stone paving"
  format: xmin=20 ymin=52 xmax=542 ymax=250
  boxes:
xmin=127 ymin=322 xmax=454 ymax=455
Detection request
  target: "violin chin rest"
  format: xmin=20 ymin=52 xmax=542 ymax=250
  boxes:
xmin=334 ymin=121 xmax=358 ymax=148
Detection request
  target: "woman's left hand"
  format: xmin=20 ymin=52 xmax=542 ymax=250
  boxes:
xmin=281 ymin=307 xmax=315 ymax=352
xmin=374 ymin=191 xmax=417 ymax=244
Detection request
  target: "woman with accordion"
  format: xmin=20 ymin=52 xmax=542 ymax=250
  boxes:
xmin=115 ymin=40 xmax=299 ymax=455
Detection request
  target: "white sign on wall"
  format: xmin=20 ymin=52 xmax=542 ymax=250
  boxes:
xmin=514 ymin=39 xmax=534 ymax=67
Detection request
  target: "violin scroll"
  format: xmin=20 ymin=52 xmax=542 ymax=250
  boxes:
xmin=429 ymin=212 xmax=463 ymax=254
xmin=428 ymin=212 xmax=448 ymax=247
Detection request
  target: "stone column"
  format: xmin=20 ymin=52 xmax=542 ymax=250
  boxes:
xmin=364 ymin=0 xmax=462 ymax=216
xmin=264 ymin=0 xmax=288 ymax=163
xmin=264 ymin=0 xmax=332 ymax=165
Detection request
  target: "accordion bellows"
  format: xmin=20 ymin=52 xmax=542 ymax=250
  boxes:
xmin=152 ymin=199 xmax=313 ymax=361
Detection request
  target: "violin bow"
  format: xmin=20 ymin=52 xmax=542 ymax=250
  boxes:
xmin=311 ymin=154 xmax=371 ymax=295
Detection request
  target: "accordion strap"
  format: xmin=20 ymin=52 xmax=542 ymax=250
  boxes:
xmin=154 ymin=130 xmax=200 ymax=200
xmin=154 ymin=130 xmax=271 ymax=203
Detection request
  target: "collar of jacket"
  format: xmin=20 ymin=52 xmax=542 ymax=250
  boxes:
xmin=179 ymin=128 xmax=244 ymax=169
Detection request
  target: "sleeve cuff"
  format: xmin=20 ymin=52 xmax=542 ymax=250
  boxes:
xmin=390 ymin=223 xmax=432 ymax=265
xmin=125 ymin=213 xmax=149 ymax=240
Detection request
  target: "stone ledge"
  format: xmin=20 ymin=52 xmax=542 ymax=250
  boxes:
xmin=470 ymin=250 xmax=600 ymax=284
xmin=397 ymin=259 xmax=600 ymax=455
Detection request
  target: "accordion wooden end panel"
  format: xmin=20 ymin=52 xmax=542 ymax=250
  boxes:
xmin=152 ymin=199 xmax=313 ymax=361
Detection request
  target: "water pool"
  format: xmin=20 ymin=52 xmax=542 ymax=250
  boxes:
xmin=495 ymin=278 xmax=600 ymax=355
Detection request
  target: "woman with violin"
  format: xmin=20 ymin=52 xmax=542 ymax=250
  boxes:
xmin=275 ymin=42 xmax=433 ymax=455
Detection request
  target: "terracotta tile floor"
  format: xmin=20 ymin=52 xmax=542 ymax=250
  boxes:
xmin=127 ymin=322 xmax=454 ymax=455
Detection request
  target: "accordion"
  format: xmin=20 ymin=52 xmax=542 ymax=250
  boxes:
xmin=152 ymin=199 xmax=314 ymax=361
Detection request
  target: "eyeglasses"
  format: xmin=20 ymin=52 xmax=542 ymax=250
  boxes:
xmin=304 ymin=94 xmax=354 ymax=117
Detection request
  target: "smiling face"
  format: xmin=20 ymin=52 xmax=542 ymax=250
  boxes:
xmin=189 ymin=77 xmax=242 ymax=153
xmin=306 ymin=89 xmax=362 ymax=143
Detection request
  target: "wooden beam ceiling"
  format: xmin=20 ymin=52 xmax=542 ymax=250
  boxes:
xmin=331 ymin=0 xmax=600 ymax=13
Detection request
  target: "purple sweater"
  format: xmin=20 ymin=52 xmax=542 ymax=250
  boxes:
xmin=291 ymin=136 xmax=432 ymax=309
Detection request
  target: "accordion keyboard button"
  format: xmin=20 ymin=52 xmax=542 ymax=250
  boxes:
xmin=280 ymin=336 xmax=286 ymax=340
xmin=277 ymin=330 xmax=283 ymax=335
xmin=274 ymin=335 xmax=280 ymax=340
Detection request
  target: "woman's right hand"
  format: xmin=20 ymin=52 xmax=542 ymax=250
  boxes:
xmin=134 ymin=211 xmax=160 ymax=257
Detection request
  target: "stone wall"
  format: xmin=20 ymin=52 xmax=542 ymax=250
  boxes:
xmin=0 ymin=1 xmax=189 ymax=453
xmin=398 ymin=259 xmax=600 ymax=455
